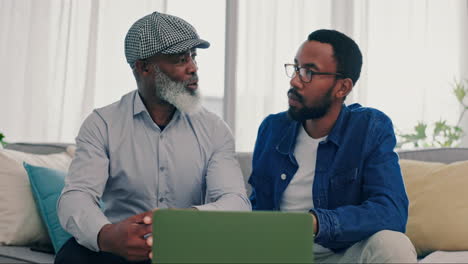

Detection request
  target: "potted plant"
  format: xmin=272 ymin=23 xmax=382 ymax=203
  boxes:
xmin=397 ymin=79 xmax=467 ymax=148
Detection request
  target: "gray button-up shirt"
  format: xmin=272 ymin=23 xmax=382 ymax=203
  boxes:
xmin=58 ymin=90 xmax=251 ymax=251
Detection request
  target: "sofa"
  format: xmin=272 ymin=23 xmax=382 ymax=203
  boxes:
xmin=1 ymin=143 xmax=468 ymax=263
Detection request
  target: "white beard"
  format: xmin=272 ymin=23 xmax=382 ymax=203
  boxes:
xmin=154 ymin=66 xmax=201 ymax=114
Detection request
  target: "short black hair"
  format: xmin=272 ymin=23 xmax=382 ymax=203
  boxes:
xmin=308 ymin=29 xmax=362 ymax=85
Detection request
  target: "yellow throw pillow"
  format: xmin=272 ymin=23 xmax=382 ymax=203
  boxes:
xmin=401 ymin=159 xmax=468 ymax=257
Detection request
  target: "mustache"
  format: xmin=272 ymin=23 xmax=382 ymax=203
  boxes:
xmin=287 ymin=88 xmax=304 ymax=103
xmin=184 ymin=74 xmax=198 ymax=85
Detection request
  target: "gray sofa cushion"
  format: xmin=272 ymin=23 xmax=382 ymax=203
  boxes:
xmin=398 ymin=148 xmax=468 ymax=163
xmin=4 ymin=143 xmax=72 ymax=155
xmin=0 ymin=246 xmax=54 ymax=264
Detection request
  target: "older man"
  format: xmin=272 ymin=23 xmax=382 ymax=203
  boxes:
xmin=249 ymin=29 xmax=417 ymax=263
xmin=56 ymin=12 xmax=250 ymax=264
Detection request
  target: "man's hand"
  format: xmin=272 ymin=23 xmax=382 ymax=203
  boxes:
xmin=311 ymin=212 xmax=318 ymax=236
xmin=98 ymin=210 xmax=154 ymax=262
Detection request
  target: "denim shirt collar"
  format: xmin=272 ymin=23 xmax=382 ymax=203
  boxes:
xmin=275 ymin=120 xmax=301 ymax=155
xmin=327 ymin=104 xmax=351 ymax=146
xmin=276 ymin=104 xmax=351 ymax=155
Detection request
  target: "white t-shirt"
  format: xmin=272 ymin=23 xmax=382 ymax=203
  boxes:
xmin=280 ymin=125 xmax=331 ymax=253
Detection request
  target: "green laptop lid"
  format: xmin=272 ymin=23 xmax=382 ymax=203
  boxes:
xmin=152 ymin=209 xmax=314 ymax=263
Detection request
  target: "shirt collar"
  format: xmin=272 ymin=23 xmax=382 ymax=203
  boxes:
xmin=276 ymin=104 xmax=351 ymax=155
xmin=133 ymin=91 xmax=148 ymax=116
xmin=276 ymin=119 xmax=301 ymax=155
xmin=133 ymin=91 xmax=181 ymax=122
xmin=327 ymin=104 xmax=350 ymax=146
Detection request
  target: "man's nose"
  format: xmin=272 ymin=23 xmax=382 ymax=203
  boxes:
xmin=186 ymin=58 xmax=198 ymax=74
xmin=290 ymin=73 xmax=302 ymax=89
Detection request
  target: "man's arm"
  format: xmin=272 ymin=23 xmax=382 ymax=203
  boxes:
xmin=58 ymin=111 xmax=154 ymax=261
xmin=57 ymin=111 xmax=111 ymax=252
xmin=311 ymin=115 xmax=409 ymax=250
xmin=248 ymin=114 xmax=275 ymax=210
xmin=194 ymin=119 xmax=251 ymax=211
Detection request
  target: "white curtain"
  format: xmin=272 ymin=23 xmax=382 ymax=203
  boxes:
xmin=363 ymin=0 xmax=465 ymax=137
xmin=0 ymin=0 xmax=166 ymax=143
xmin=1 ymin=0 xmax=467 ymax=150
xmin=234 ymin=0 xmax=468 ymax=151
xmin=235 ymin=0 xmax=333 ymax=151
xmin=459 ymin=0 xmax=468 ymax=147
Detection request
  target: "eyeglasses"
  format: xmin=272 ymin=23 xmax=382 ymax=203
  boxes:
xmin=284 ymin=63 xmax=343 ymax=83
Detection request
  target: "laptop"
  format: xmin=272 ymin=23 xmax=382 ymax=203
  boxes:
xmin=152 ymin=209 xmax=314 ymax=263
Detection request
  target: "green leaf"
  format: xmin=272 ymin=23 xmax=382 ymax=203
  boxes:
xmin=454 ymin=126 xmax=463 ymax=133
xmin=452 ymin=79 xmax=466 ymax=104
xmin=433 ymin=120 xmax=448 ymax=136
xmin=0 ymin=132 xmax=7 ymax=147
xmin=414 ymin=122 xmax=427 ymax=139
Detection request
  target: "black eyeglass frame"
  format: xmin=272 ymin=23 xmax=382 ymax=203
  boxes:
xmin=284 ymin=63 xmax=344 ymax=83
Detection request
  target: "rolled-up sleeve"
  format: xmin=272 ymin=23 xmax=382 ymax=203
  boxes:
xmin=195 ymin=120 xmax=251 ymax=211
xmin=57 ymin=111 xmax=111 ymax=252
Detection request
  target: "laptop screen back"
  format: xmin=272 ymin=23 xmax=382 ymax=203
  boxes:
xmin=152 ymin=210 xmax=314 ymax=263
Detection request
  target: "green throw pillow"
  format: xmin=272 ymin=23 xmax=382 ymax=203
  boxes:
xmin=23 ymin=162 xmax=72 ymax=253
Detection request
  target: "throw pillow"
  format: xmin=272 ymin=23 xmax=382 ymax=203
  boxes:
xmin=0 ymin=149 xmax=71 ymax=247
xmin=66 ymin=145 xmax=76 ymax=158
xmin=401 ymin=159 xmax=468 ymax=257
xmin=23 ymin=163 xmax=72 ymax=253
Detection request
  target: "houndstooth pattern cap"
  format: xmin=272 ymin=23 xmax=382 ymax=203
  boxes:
xmin=125 ymin=11 xmax=210 ymax=67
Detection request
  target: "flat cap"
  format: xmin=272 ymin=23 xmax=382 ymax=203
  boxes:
xmin=125 ymin=12 xmax=210 ymax=66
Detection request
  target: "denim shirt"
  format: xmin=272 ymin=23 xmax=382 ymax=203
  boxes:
xmin=249 ymin=104 xmax=408 ymax=251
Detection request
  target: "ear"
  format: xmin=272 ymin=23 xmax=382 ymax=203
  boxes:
xmin=336 ymin=78 xmax=353 ymax=100
xmin=134 ymin=60 xmax=151 ymax=75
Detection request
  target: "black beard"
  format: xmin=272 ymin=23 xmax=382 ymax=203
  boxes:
xmin=287 ymin=88 xmax=333 ymax=121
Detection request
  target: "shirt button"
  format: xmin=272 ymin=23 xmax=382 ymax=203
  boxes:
xmin=159 ymin=198 xmax=164 ymax=202
xmin=280 ymin=173 xmax=287 ymax=180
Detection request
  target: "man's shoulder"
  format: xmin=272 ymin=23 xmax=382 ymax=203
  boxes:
xmin=79 ymin=91 xmax=135 ymax=132
xmin=184 ymin=107 xmax=231 ymax=133
xmin=184 ymin=107 xmax=235 ymax=150
xmin=253 ymin=112 xmax=294 ymax=145
xmin=92 ymin=91 xmax=135 ymax=121
xmin=187 ymin=107 xmax=223 ymax=123
xmin=339 ymin=103 xmax=395 ymax=142
xmin=346 ymin=103 xmax=392 ymax=124
xmin=261 ymin=111 xmax=292 ymax=128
